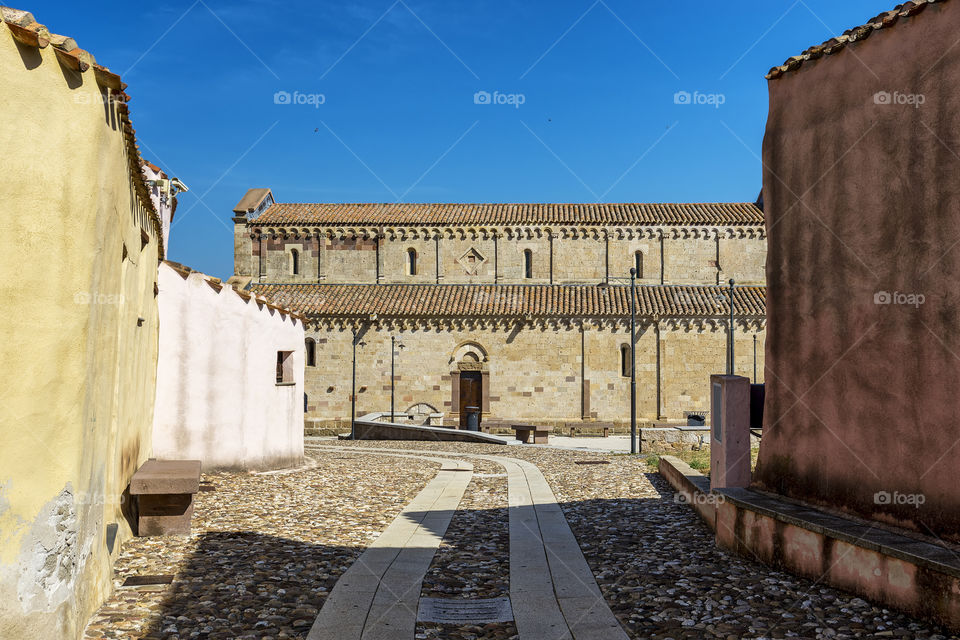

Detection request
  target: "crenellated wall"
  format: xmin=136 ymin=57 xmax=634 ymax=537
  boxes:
xmin=152 ymin=263 xmax=305 ymax=471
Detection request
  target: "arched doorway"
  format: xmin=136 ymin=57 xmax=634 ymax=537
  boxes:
xmin=450 ymin=342 xmax=490 ymax=430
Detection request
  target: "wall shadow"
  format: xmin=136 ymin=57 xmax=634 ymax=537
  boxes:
xmin=143 ymin=531 xmax=361 ymax=638
xmin=134 ymin=490 xmax=958 ymax=640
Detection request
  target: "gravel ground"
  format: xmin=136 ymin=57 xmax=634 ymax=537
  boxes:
xmin=417 ymin=457 xmax=518 ymax=640
xmin=83 ymin=451 xmax=438 ymax=640
xmin=84 ymin=439 xmax=960 ymax=640
xmin=325 ymin=440 xmax=960 ymax=640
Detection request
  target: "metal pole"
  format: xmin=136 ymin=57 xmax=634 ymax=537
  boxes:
xmin=391 ymin=335 xmax=395 ymax=423
xmin=630 ymin=267 xmax=637 ymax=455
xmin=351 ymin=327 xmax=357 ymax=439
xmin=728 ymin=279 xmax=736 ymax=375
xmin=753 ymin=333 xmax=757 ymax=382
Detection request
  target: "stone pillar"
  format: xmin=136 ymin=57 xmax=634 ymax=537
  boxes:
xmin=709 ymin=374 xmax=752 ymax=489
xmin=316 ymin=233 xmax=326 ymax=282
xmin=548 ymin=231 xmax=554 ymax=284
xmin=450 ymin=370 xmax=460 ymax=414
xmin=659 ymin=232 xmax=665 ymax=285
xmin=436 ymin=234 xmax=444 ymax=283
xmin=481 ymin=370 xmax=490 ymax=414
xmin=580 ymin=324 xmax=591 ymax=419
xmin=603 ymin=231 xmax=610 ymax=284
xmin=232 ymin=214 xmax=250 ymax=277
xmin=259 ymin=234 xmax=267 ymax=282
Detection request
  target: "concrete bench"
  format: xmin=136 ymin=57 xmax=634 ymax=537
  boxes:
xmin=569 ymin=425 xmax=610 ymax=437
xmin=130 ymin=459 xmax=201 ymax=536
xmin=512 ymin=424 xmax=552 ymax=444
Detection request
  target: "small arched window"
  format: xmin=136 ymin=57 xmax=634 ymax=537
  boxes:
xmin=407 ymin=248 xmax=418 ymax=276
xmin=620 ymin=344 xmax=631 ymax=378
xmin=291 ymin=249 xmax=300 ymax=275
xmin=305 ymin=338 xmax=316 ymax=367
xmin=523 ymin=249 xmax=533 ymax=279
xmin=634 ymin=251 xmax=643 ymax=279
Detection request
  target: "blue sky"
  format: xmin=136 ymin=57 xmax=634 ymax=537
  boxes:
xmin=39 ymin=0 xmax=895 ymax=278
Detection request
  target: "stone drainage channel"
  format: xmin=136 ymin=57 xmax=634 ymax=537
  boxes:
xmin=304 ymin=445 xmax=630 ymax=640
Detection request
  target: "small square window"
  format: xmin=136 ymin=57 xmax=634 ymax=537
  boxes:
xmin=276 ymin=350 xmax=294 ymax=384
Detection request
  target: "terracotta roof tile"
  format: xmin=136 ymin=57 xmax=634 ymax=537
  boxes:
xmin=248 ymin=284 xmax=765 ymax=319
xmin=161 ymin=261 xmax=306 ymax=322
xmin=767 ymin=0 xmax=950 ymax=80
xmin=248 ymin=202 xmax=763 ymax=227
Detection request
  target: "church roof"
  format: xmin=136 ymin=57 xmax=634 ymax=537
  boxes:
xmin=766 ymin=0 xmax=950 ymax=80
xmin=248 ymin=284 xmax=766 ymax=319
xmin=248 ymin=202 xmax=764 ymax=228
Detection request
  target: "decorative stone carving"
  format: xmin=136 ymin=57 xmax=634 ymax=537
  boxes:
xmin=457 ymin=247 xmax=487 ymax=275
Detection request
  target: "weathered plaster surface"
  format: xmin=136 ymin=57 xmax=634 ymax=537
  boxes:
xmin=755 ymin=0 xmax=960 ymax=540
xmin=0 ymin=29 xmax=160 ymax=639
xmin=152 ymin=263 xmax=305 ymax=470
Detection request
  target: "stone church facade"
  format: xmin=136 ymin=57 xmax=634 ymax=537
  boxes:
xmin=230 ymin=190 xmax=767 ymax=431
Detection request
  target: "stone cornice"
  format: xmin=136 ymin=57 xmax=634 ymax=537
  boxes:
xmin=306 ymin=315 xmax=766 ymax=333
xmin=246 ymin=224 xmax=766 ymax=242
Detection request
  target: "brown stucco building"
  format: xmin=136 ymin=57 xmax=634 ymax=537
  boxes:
xmin=756 ymin=0 xmax=960 ymax=541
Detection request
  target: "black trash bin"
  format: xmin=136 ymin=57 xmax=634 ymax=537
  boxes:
xmin=750 ymin=384 xmax=765 ymax=430
xmin=464 ymin=406 xmax=480 ymax=431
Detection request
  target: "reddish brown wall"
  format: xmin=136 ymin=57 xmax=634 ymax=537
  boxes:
xmin=755 ymin=1 xmax=960 ymax=541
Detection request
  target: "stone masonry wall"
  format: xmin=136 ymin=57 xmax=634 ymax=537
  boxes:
xmin=304 ymin=320 xmax=765 ymax=429
xmin=252 ymin=229 xmax=765 ymax=286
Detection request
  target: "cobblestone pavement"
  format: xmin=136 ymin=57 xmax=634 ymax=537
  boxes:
xmin=325 ymin=440 xmax=960 ymax=640
xmin=84 ymin=440 xmax=960 ymax=640
xmin=417 ymin=458 xmax=517 ymax=640
xmin=82 ymin=452 xmax=437 ymax=640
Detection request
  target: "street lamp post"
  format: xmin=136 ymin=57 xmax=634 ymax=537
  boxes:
xmin=351 ymin=327 xmax=366 ymax=439
xmin=727 ymin=279 xmax=736 ymax=375
xmin=629 ymin=267 xmax=637 ymax=455
xmin=390 ymin=336 xmax=405 ymax=423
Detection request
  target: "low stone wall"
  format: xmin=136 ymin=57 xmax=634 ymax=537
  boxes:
xmin=642 ymin=427 xmax=709 ymax=453
xmin=305 ymin=418 xmax=348 ymax=437
xmin=715 ymin=488 xmax=960 ymax=633
xmin=657 ymin=456 xmax=717 ymax=529
xmin=349 ymin=420 xmax=513 ymax=445
xmin=642 ymin=427 xmax=761 ymax=453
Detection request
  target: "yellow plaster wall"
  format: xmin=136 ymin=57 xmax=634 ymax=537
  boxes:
xmin=0 ymin=33 xmax=160 ymax=639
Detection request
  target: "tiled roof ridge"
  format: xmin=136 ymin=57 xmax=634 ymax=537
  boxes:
xmin=249 ymin=202 xmax=765 ymax=227
xmin=767 ymin=0 xmax=950 ymax=80
xmin=248 ymin=283 xmax=767 ymax=319
xmin=162 ymin=261 xmax=306 ymax=322
xmin=2 ymin=6 xmax=166 ymax=258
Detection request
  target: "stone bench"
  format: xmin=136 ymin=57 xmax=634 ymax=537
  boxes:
xmin=512 ymin=424 xmax=552 ymax=444
xmin=130 ymin=459 xmax=201 ymax=536
xmin=568 ymin=425 xmax=611 ymax=437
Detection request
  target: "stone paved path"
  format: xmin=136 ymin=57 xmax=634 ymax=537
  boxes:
xmin=307 ymin=453 xmax=473 ymax=640
xmin=306 ymin=445 xmax=629 ymax=640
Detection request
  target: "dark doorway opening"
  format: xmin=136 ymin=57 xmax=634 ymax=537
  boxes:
xmin=459 ymin=371 xmax=482 ymax=429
